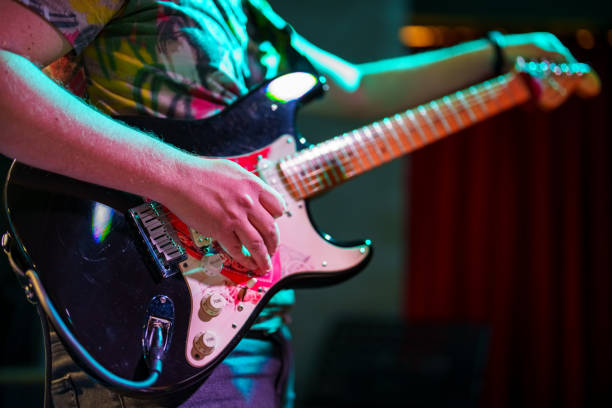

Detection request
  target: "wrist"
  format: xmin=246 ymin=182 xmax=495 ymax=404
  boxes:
xmin=145 ymin=147 xmax=199 ymax=205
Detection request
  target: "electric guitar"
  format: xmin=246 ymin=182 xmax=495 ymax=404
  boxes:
xmin=2 ymin=58 xmax=599 ymax=396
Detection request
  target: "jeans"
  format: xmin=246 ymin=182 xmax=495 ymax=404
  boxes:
xmin=49 ymin=326 xmax=295 ymax=408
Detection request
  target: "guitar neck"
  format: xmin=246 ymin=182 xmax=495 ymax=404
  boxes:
xmin=279 ymin=72 xmax=532 ymax=199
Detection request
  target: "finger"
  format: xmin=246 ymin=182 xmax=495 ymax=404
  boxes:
xmin=217 ymin=232 xmax=258 ymax=271
xmin=545 ymin=51 xmax=567 ymax=63
xmin=547 ymin=36 xmax=577 ymax=63
xmin=248 ymin=209 xmax=280 ymax=255
xmin=234 ymin=226 xmax=272 ymax=273
xmin=560 ymin=46 xmax=577 ymax=64
xmin=259 ymin=187 xmax=285 ymax=218
xmin=544 ymin=51 xmax=572 ymax=65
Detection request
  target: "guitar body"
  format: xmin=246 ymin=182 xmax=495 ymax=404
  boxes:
xmin=3 ymin=73 xmax=372 ymax=396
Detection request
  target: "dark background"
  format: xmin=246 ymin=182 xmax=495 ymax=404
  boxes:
xmin=1 ymin=0 xmax=610 ymax=406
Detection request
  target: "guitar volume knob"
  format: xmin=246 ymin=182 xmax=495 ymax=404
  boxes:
xmin=201 ymin=293 xmax=227 ymax=317
xmin=193 ymin=331 xmax=217 ymax=356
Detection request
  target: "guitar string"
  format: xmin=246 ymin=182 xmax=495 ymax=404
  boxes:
xmin=143 ymin=73 xmax=570 ymax=236
xmin=155 ymin=71 xmax=568 ymax=206
xmin=273 ymin=75 xmax=525 ymax=193
xmin=230 ymin=70 xmax=571 ymax=194
xmin=280 ymin=68 xmax=576 ymax=190
xmin=138 ymin=69 xmax=576 ymax=238
xmin=162 ymin=77 xmax=517 ymax=204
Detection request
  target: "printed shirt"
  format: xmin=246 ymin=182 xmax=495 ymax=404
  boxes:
xmin=18 ymin=0 xmax=314 ymax=331
xmin=21 ymin=0 xmax=305 ymax=118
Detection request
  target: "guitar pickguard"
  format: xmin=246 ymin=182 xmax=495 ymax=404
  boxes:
xmin=150 ymin=135 xmax=371 ymax=368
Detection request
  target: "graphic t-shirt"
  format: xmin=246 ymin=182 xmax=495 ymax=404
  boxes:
xmin=20 ymin=0 xmax=303 ymax=118
xmin=18 ymin=0 xmax=313 ymax=331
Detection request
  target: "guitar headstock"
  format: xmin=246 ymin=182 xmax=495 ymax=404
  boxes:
xmin=515 ymin=57 xmax=601 ymax=110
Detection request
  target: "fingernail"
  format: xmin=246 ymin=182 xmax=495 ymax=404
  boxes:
xmin=265 ymin=253 xmax=273 ymax=271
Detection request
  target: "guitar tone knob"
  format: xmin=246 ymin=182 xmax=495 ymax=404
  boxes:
xmin=201 ymin=293 xmax=227 ymax=317
xmin=193 ymin=331 xmax=217 ymax=356
xmin=200 ymin=253 xmax=224 ymax=276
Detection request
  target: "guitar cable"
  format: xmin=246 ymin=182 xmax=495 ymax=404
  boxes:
xmin=36 ymin=302 xmax=52 ymax=408
xmin=26 ymin=268 xmax=165 ymax=391
xmin=2 ymin=232 xmax=166 ymax=392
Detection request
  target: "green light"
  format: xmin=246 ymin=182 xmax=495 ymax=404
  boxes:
xmin=365 ymin=239 xmax=372 ymax=246
xmin=242 ymin=245 xmax=251 ymax=257
xmin=266 ymin=72 xmax=317 ymax=103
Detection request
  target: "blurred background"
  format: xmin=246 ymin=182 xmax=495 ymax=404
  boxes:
xmin=1 ymin=0 xmax=610 ymax=407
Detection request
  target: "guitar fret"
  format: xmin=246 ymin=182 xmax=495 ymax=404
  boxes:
xmin=319 ymin=142 xmax=343 ymax=183
xmin=418 ymin=105 xmax=440 ymax=139
xmin=429 ymin=100 xmax=452 ymax=134
xmin=281 ymin=158 xmax=308 ymax=198
xmin=308 ymin=147 xmax=333 ymax=187
xmin=493 ymin=77 xmax=512 ymax=107
xmin=363 ymin=126 xmax=386 ymax=162
xmin=483 ymin=81 xmax=504 ymax=112
xmin=333 ymin=136 xmax=354 ymax=177
xmin=383 ymin=117 xmax=407 ymax=153
xmin=469 ymin=85 xmax=489 ymax=116
xmin=455 ymin=90 xmax=478 ymax=123
xmin=281 ymin=69 xmax=539 ymax=200
xmin=498 ymin=75 xmax=518 ymax=105
xmin=292 ymin=167 xmax=309 ymax=198
xmin=394 ymin=113 xmax=417 ymax=148
xmin=309 ymin=155 xmax=328 ymax=189
xmin=406 ymin=110 xmax=428 ymax=143
xmin=372 ymin=122 xmax=397 ymax=158
xmin=442 ymin=95 xmax=464 ymax=128
xmin=290 ymin=154 xmax=313 ymax=197
xmin=343 ymin=132 xmax=367 ymax=173
xmin=352 ymin=130 xmax=378 ymax=167
xmin=329 ymin=154 xmax=346 ymax=182
xmin=298 ymin=156 xmax=322 ymax=193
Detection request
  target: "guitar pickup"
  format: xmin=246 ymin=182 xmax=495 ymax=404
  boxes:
xmin=129 ymin=202 xmax=187 ymax=278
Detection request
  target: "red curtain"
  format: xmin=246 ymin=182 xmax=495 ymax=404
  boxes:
xmin=406 ymin=40 xmax=611 ymax=407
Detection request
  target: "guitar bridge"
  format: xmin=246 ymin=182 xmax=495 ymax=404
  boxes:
xmin=129 ymin=202 xmax=187 ymax=278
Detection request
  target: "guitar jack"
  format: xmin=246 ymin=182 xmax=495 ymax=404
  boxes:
xmin=143 ymin=296 xmax=175 ymax=368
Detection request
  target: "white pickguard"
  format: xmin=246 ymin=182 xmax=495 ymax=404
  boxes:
xmin=179 ymin=135 xmax=371 ymax=367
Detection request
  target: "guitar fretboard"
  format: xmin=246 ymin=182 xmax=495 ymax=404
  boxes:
xmin=278 ymin=72 xmax=531 ymax=199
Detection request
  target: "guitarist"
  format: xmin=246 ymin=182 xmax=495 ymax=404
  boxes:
xmin=0 ymin=0 xmax=578 ymax=406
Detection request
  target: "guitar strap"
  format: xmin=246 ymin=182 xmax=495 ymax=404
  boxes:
xmin=245 ymin=0 xmax=319 ymax=78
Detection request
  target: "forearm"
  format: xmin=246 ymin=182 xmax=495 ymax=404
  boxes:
xmin=300 ymin=31 xmax=578 ymax=121
xmin=302 ymin=38 xmax=496 ymax=120
xmin=354 ymin=39 xmax=495 ymax=118
xmin=0 ymin=49 xmax=191 ymax=203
